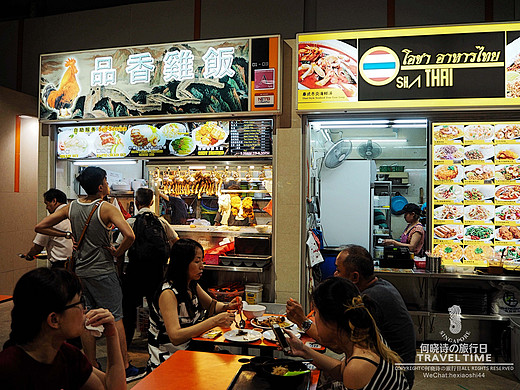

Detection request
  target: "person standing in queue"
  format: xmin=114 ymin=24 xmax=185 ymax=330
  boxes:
xmin=147 ymin=238 xmax=241 ymax=370
xmin=286 ymin=245 xmax=416 ymax=388
xmin=0 ymin=268 xmax=125 ymax=390
xmin=285 ymin=278 xmax=409 ymax=390
xmin=382 ymin=203 xmax=425 ymax=256
xmin=23 ymin=188 xmax=73 ymax=268
xmin=35 ymin=167 xmax=146 ymax=382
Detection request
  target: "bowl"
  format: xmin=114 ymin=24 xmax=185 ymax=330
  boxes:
xmin=255 ymin=225 xmax=271 ymax=233
xmin=242 ymin=304 xmax=266 ymax=319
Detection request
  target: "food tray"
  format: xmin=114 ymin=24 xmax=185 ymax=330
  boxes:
xmin=227 ymin=364 xmax=311 ymax=390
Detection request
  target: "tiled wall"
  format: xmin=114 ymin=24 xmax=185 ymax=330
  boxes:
xmin=0 ymin=87 xmax=39 ymax=294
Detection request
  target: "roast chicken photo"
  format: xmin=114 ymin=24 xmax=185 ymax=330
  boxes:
xmin=42 ymin=58 xmax=80 ymax=117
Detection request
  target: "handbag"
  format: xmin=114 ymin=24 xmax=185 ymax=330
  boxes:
xmin=66 ymin=201 xmax=102 ymax=272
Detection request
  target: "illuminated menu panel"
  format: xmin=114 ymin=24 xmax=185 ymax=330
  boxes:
xmin=431 ymin=122 xmax=520 ymax=268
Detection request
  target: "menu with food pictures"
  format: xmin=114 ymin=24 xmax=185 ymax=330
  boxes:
xmin=431 ymin=122 xmax=520 ymax=268
xmin=57 ymin=120 xmax=273 ymax=159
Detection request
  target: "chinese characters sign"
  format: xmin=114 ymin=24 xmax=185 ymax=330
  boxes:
xmin=297 ymin=23 xmax=520 ymax=111
xmin=40 ymin=36 xmax=280 ymax=121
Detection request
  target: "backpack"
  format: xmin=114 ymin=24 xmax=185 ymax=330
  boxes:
xmin=128 ymin=212 xmax=170 ymax=267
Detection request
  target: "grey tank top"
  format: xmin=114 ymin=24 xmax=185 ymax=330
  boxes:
xmin=69 ymin=199 xmax=116 ymax=278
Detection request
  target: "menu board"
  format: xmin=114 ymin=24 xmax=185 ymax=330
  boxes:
xmin=57 ymin=120 xmax=273 ymax=159
xmin=229 ymin=119 xmax=273 ymax=155
xmin=431 ymin=122 xmax=520 ymax=269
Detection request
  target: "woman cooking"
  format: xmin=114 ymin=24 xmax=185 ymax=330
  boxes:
xmin=383 ymin=203 xmax=425 ymax=256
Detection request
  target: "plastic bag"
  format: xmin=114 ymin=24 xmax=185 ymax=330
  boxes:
xmin=491 ymin=282 xmax=520 ymax=315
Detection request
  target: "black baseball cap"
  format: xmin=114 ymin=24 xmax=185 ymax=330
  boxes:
xmin=395 ymin=203 xmax=421 ymax=215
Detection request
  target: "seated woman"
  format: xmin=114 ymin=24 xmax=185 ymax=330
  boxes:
xmin=286 ymin=277 xmax=409 ymax=390
xmin=147 ymin=238 xmax=241 ymax=370
xmin=0 ymin=268 xmax=125 ymax=390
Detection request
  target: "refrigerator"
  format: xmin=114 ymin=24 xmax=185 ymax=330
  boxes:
xmin=319 ymin=160 xmax=376 ymax=249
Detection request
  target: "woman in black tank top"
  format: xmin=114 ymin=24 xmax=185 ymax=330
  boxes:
xmin=285 ymin=278 xmax=410 ymax=390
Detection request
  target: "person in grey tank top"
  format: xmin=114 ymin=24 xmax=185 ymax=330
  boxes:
xmin=35 ymin=167 xmax=146 ymax=382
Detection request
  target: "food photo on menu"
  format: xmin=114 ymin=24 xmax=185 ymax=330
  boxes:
xmin=463 ymin=144 xmax=494 ymax=161
xmin=495 ymin=205 xmax=520 ymax=221
xmin=434 ymin=145 xmax=464 ymax=161
xmin=464 ymin=245 xmax=494 ymax=263
xmin=434 ymin=164 xmax=463 ymax=182
xmin=433 ymin=124 xmax=463 ymax=140
xmin=495 ymin=144 xmax=520 ymax=160
xmin=433 ymin=224 xmax=463 ymax=240
xmin=463 ymin=124 xmax=494 ymax=141
xmin=464 ymin=164 xmax=494 ymax=181
xmin=463 ymin=204 xmax=494 ymax=221
xmin=495 ymin=123 xmax=520 ymax=139
xmin=495 ymin=164 xmax=520 ymax=181
xmin=432 ymin=243 xmax=464 ymax=263
xmin=463 ymin=185 xmax=494 ymax=202
xmin=434 ymin=184 xmax=463 ymax=201
xmin=433 ymin=204 xmax=463 ymax=220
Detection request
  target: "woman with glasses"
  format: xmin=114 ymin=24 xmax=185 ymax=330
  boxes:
xmin=0 ymin=268 xmax=125 ymax=390
xmin=285 ymin=277 xmax=409 ymax=390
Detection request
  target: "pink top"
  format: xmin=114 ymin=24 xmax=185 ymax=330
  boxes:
xmin=400 ymin=223 xmax=425 ymax=255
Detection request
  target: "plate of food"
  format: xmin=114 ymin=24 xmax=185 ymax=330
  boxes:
xmin=57 ymin=130 xmax=91 ymax=158
xmin=463 ymin=185 xmax=494 ymax=201
xmin=298 ymin=40 xmax=358 ymax=100
xmin=169 ymin=135 xmax=196 ymax=156
xmin=495 ymin=205 xmax=520 ymax=221
xmin=495 ymin=165 xmax=520 ymax=181
xmin=464 ymin=165 xmax=494 ymax=181
xmin=506 ymin=37 xmax=520 ymax=98
xmin=463 ymin=145 xmax=494 ymax=161
xmin=495 ymin=185 xmax=520 ymax=201
xmin=434 ymin=165 xmax=462 ymax=181
xmin=251 ymin=315 xmax=294 ymax=329
xmin=192 ymin=122 xmax=229 ymax=148
xmin=432 ymin=243 xmax=463 ymax=263
xmin=464 ymin=245 xmax=494 ymax=263
xmin=495 ymin=226 xmax=520 ymax=241
xmin=434 ymin=184 xmax=463 ymax=201
xmin=263 ymin=329 xmax=301 ymax=342
xmin=495 ymin=246 xmax=520 ymax=261
xmin=433 ymin=125 xmax=463 ymax=140
xmin=126 ymin=125 xmax=164 ymax=149
xmin=160 ymin=122 xmax=189 ymax=139
xmin=495 ymin=145 xmax=520 ymax=160
xmin=433 ymin=225 xmax=463 ymax=240
xmin=433 ymin=205 xmax=463 ymax=220
xmin=434 ymin=145 xmax=464 ymax=160
xmin=463 ymin=205 xmax=494 ymax=221
xmin=464 ymin=225 xmax=494 ymax=241
xmin=223 ymin=329 xmax=262 ymax=342
xmin=464 ymin=124 xmax=494 ymax=141
xmin=495 ymin=124 xmax=520 ymax=140
xmin=92 ymin=130 xmax=128 ymax=156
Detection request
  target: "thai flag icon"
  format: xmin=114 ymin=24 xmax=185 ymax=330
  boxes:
xmin=360 ymin=46 xmax=400 ymax=86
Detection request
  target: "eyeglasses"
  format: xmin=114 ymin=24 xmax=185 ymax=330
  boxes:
xmin=62 ymin=295 xmax=86 ymax=311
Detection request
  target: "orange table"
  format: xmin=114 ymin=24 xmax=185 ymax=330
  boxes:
xmin=0 ymin=295 xmax=12 ymax=303
xmin=192 ymin=316 xmax=325 ymax=355
xmin=131 ymin=350 xmax=319 ymax=390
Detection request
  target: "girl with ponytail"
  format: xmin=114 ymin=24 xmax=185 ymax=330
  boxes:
xmin=285 ymin=277 xmax=409 ymax=390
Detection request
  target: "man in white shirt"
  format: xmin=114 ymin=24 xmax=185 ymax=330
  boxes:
xmin=117 ymin=187 xmax=178 ymax=346
xmin=24 ymin=189 xmax=73 ymax=268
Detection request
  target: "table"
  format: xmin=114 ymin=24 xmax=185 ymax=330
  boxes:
xmin=192 ymin=315 xmax=325 ymax=355
xmin=132 ymin=350 xmax=319 ymax=390
xmin=0 ymin=295 xmax=13 ymax=303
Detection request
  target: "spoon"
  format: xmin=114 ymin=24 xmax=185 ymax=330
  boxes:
xmin=239 ymin=307 xmax=246 ymax=329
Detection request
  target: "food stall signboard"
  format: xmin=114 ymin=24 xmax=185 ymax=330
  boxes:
xmin=56 ymin=119 xmax=273 ymax=158
xmin=297 ymin=23 xmax=520 ymax=111
xmin=40 ymin=36 xmax=280 ymax=121
xmin=431 ymin=122 xmax=520 ymax=269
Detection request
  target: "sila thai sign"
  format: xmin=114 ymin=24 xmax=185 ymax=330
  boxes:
xmin=39 ymin=35 xmax=280 ymax=121
xmin=297 ymin=23 xmax=520 ymax=111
